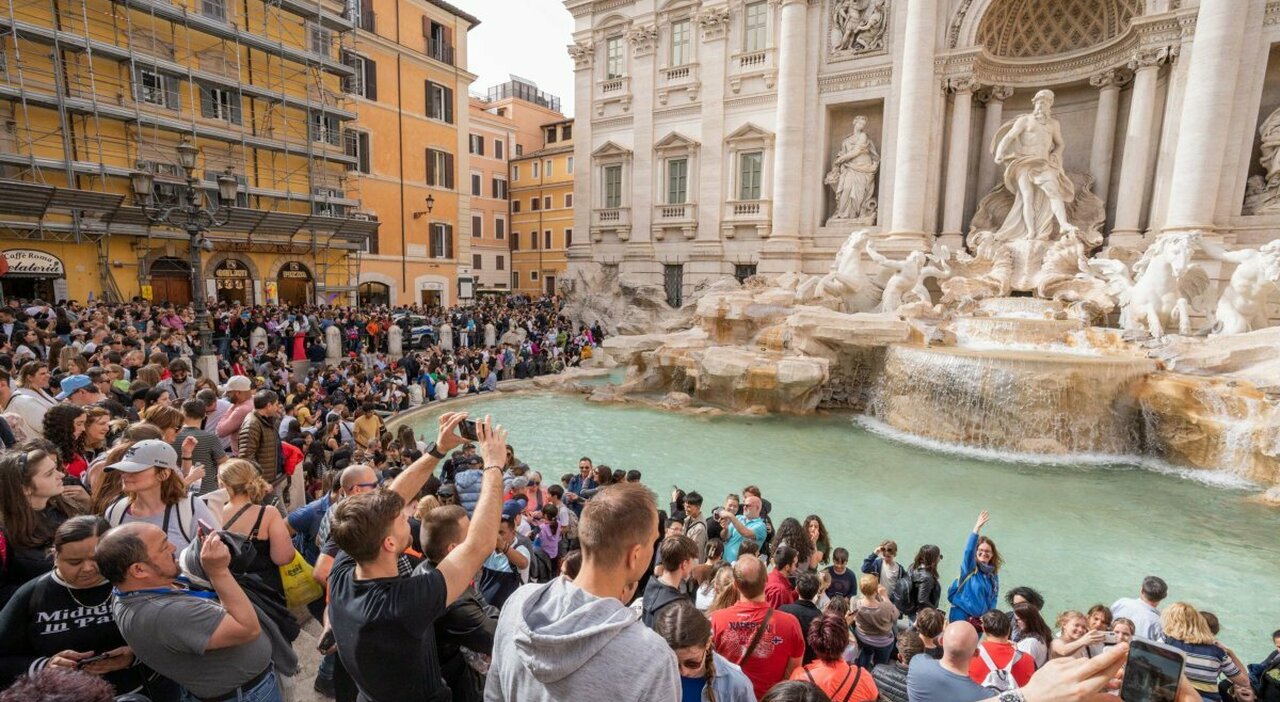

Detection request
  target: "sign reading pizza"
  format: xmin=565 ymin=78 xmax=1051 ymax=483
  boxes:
xmin=2 ymin=249 xmax=65 ymax=276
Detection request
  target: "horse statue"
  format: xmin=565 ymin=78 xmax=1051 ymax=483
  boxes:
xmin=794 ymin=229 xmax=881 ymax=313
xmin=1088 ymin=231 xmax=1212 ymax=339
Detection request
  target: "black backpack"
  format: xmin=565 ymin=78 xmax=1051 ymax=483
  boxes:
xmin=516 ymin=534 xmax=555 ymax=584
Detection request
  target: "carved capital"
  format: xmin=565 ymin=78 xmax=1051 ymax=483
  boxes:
xmin=1128 ymin=46 xmax=1170 ymax=72
xmin=567 ymin=41 xmax=594 ymax=70
xmin=948 ymin=75 xmax=979 ymax=94
xmin=697 ymin=7 xmax=731 ymax=41
xmin=627 ymin=25 xmax=658 ymax=57
xmin=976 ymin=84 xmax=1013 ymax=105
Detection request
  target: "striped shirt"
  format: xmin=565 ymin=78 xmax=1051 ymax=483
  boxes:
xmin=1163 ymin=638 xmax=1239 ymax=701
xmin=174 ymin=427 xmax=228 ymax=495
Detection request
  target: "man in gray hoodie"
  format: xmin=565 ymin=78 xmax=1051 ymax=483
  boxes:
xmin=485 ymin=482 xmax=680 ymax=702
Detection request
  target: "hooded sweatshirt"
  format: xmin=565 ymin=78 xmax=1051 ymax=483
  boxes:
xmin=641 ymin=577 xmax=690 ymax=628
xmin=484 ymin=577 xmax=680 ymax=702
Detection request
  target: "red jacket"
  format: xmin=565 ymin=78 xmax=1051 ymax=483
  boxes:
xmin=765 ymin=568 xmax=798 ymax=609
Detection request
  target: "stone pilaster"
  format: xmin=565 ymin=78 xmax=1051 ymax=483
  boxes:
xmin=941 ymin=75 xmax=977 ymax=247
xmin=1112 ymin=49 xmax=1169 ymax=242
xmin=760 ymin=0 xmax=808 ymax=274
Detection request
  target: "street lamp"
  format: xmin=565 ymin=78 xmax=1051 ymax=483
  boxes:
xmin=130 ymin=134 xmax=238 ymax=382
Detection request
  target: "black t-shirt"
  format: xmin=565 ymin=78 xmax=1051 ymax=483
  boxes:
xmin=327 ymin=554 xmax=450 ymax=702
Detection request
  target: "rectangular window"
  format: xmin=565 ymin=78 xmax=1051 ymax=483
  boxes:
xmin=308 ymin=22 xmax=332 ymax=56
xmin=429 ymin=223 xmax=454 ymax=259
xmin=531 ymin=270 xmax=539 ymax=281
xmin=511 ymin=271 xmax=519 ymax=288
xmin=567 ymin=156 xmax=574 ymax=172
xmin=201 ymin=0 xmax=226 ymax=21
xmin=496 ymin=255 xmax=505 ymax=270
xmin=425 ymin=148 xmax=455 ymax=188
xmin=491 ymin=178 xmax=507 ymax=200
xmin=667 ymin=158 xmax=688 ymax=204
xmin=531 ymin=197 xmax=541 ymax=211
xmin=472 ymin=214 xmax=482 ymax=238
xmin=562 ymin=124 xmax=572 ymax=141
xmin=426 ymin=20 xmax=454 ymax=64
xmin=604 ymin=164 xmax=623 ymax=208
xmin=512 ymin=165 xmax=519 ymax=181
xmin=344 ymin=129 xmax=370 ymax=174
xmin=512 ymin=232 xmax=520 ymax=250
xmin=310 ymin=113 xmax=341 ymax=146
xmin=565 ymin=228 xmax=573 ymax=248
xmin=472 ymin=254 xmax=482 ymax=269
xmin=670 ymin=19 xmax=691 ymax=66
xmin=564 ymin=193 xmax=573 ymax=208
xmin=734 ymin=264 xmax=758 ymax=283
xmin=530 ymin=232 xmax=538 ymax=249
xmin=544 ymin=230 xmax=552 ymax=249
xmin=200 ymin=85 xmax=242 ymax=124
xmin=515 ymin=144 xmax=524 ymax=156
xmin=605 ymin=36 xmax=624 ymax=79
xmin=543 ymin=196 xmax=552 ymax=210
xmin=135 ymin=67 xmax=176 ymax=109
xmin=744 ymin=2 xmax=767 ymax=52
xmin=495 ymin=218 xmax=505 ymax=240
xmin=471 ymin=173 xmax=481 ymax=196
xmin=545 ymin=126 xmax=558 ymax=144
xmin=469 ymin=134 xmax=484 ymax=155
xmin=512 ymin=200 xmax=521 ymax=213
xmin=426 ymin=81 xmax=454 ymax=123
xmin=545 ymin=160 xmax=553 ymax=177
xmin=738 ymin=151 xmax=763 ymax=200
xmin=495 ymin=139 xmax=504 ymax=160
xmin=532 ymin=162 xmax=540 ymax=179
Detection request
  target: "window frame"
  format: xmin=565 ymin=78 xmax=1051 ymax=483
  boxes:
xmin=743 ymin=1 xmax=768 ymax=53
xmin=670 ymin=18 xmax=692 ymax=67
xmin=605 ymin=35 xmax=624 ymax=80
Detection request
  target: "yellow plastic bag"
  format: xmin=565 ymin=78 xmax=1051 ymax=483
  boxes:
xmin=279 ymin=551 xmax=323 ymax=609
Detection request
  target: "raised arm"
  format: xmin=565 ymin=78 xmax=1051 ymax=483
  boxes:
xmin=437 ymin=417 xmax=507 ymax=605
xmin=865 ymin=243 xmax=902 ymax=270
xmin=1199 ymin=239 xmax=1253 ymax=264
xmin=201 ymin=534 xmax=262 ymax=649
xmin=388 ymin=412 xmax=466 ymax=504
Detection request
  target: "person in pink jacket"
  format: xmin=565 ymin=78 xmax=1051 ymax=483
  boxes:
xmin=215 ymin=375 xmax=254 ymax=455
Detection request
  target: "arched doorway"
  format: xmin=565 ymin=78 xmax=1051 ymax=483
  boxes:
xmin=358 ymin=281 xmax=390 ymax=307
xmin=277 ymin=261 xmax=313 ymax=306
xmin=213 ymin=258 xmax=253 ymax=305
xmin=149 ymin=257 xmax=192 ymax=305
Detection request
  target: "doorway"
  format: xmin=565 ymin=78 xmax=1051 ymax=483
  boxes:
xmin=358 ymin=282 xmax=390 ymax=307
xmin=276 ymin=261 xmax=313 ymax=306
xmin=543 ymin=275 xmax=556 ymax=295
xmin=150 ymin=257 xmax=193 ymax=305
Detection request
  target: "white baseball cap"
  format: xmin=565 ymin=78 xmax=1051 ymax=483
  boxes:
xmin=106 ymin=439 xmax=180 ymax=473
xmin=221 ymin=375 xmax=252 ymax=393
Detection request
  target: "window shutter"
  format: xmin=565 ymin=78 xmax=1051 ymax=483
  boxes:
xmin=429 ymin=224 xmax=439 ymax=258
xmin=444 ymin=152 xmax=454 ymax=189
xmin=422 ymin=15 xmax=430 ymax=36
xmin=364 ymin=59 xmax=377 ymax=101
xmin=200 ymin=85 xmax=214 ymax=118
xmin=444 ymin=86 xmax=454 ymax=124
xmin=426 ymin=148 xmax=435 ymax=185
xmin=163 ymin=75 xmax=179 ymax=110
xmin=359 ymin=0 xmax=372 ymax=28
xmin=445 ymin=224 xmax=454 ymax=258
xmin=230 ymin=92 xmax=242 ymax=125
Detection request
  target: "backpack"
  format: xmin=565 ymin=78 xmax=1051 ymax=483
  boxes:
xmin=977 ymin=645 xmax=1022 ymax=693
xmin=105 ymin=494 xmax=200 ymax=544
xmin=515 ymin=534 xmax=555 ymax=584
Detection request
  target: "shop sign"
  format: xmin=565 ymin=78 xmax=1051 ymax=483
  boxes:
xmin=2 ymin=249 xmax=65 ymax=276
xmin=279 ymin=262 xmax=311 ymax=280
xmin=214 ymin=260 xmax=250 ymax=278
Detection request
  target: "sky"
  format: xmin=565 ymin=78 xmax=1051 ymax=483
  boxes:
xmin=452 ymin=0 xmax=577 ymax=117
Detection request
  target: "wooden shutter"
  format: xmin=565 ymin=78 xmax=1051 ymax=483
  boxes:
xmin=364 ymin=58 xmax=377 ymax=101
xmin=422 ymin=15 xmax=430 ymax=36
xmin=199 ymin=84 xmax=214 ymax=118
xmin=163 ymin=74 xmax=179 ymax=111
xmin=444 ymin=85 xmax=454 ymax=124
xmin=359 ymin=0 xmax=373 ymax=29
xmin=445 ymin=224 xmax=454 ymax=258
xmin=429 ymin=224 xmax=439 ymax=258
xmin=444 ymin=152 xmax=454 ymax=189
xmin=426 ymin=148 xmax=436 ymax=185
xmin=229 ymin=92 xmax=242 ymax=125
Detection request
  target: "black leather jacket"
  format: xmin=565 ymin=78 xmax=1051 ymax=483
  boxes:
xmin=417 ymin=561 xmax=498 ymax=702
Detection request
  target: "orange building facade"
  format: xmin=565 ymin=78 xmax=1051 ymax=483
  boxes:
xmin=467 ymin=97 xmax=516 ymax=292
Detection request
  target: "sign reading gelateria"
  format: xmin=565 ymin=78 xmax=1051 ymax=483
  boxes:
xmin=214 ymin=260 xmax=250 ymax=278
xmin=2 ymin=249 xmax=65 ymax=276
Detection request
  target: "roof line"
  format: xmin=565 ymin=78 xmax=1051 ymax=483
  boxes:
xmin=427 ymin=0 xmax=481 ymax=29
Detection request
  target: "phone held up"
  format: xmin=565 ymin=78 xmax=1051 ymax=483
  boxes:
xmin=1120 ymin=638 xmax=1186 ymax=702
xmin=459 ymin=419 xmax=479 ymax=442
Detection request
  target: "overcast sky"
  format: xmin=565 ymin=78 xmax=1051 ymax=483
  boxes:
xmin=454 ymin=0 xmax=577 ymax=117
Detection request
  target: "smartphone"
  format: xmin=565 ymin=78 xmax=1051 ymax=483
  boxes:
xmin=196 ymin=519 xmax=216 ymax=539
xmin=62 ymin=475 xmax=82 ymax=487
xmin=459 ymin=419 xmax=479 ymax=442
xmin=1120 ymin=638 xmax=1186 ymax=702
xmin=317 ymin=629 xmax=336 ymax=653
xmin=75 ymin=651 xmax=116 ymax=668
xmin=1104 ymin=631 xmax=1119 ymax=646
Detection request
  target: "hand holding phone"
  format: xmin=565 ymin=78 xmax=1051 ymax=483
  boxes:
xmin=1120 ymin=638 xmax=1186 ymax=702
xmin=75 ymin=651 xmax=117 ymax=668
xmin=459 ymin=419 xmax=479 ymax=442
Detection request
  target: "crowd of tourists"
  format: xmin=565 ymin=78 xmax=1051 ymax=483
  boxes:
xmin=0 ymin=296 xmax=1277 ymax=702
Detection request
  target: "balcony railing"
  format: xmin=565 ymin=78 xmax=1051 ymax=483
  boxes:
xmin=723 ymin=199 xmax=771 ymax=222
xmin=592 ymin=207 xmax=631 ymax=227
xmin=600 ymin=78 xmax=626 ymax=94
xmin=428 ymin=39 xmax=454 ymax=66
xmin=733 ymin=48 xmax=775 ymax=73
xmin=656 ymin=203 xmax=694 ymax=221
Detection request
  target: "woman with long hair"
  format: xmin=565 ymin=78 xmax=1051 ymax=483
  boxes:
xmin=946 ymin=510 xmax=1001 ymax=624
xmin=774 ymin=517 xmax=816 ymax=572
xmin=102 ymin=439 xmax=219 ymax=550
xmin=217 ymin=459 xmax=293 ymax=595
xmin=80 ymin=407 xmax=112 ymax=463
xmin=803 ymin=515 xmax=831 ymax=566
xmin=791 ymin=613 xmax=879 ymax=701
xmin=655 ymin=599 xmax=754 ymax=702
xmin=0 ymin=516 xmax=165 ymax=697
xmin=1013 ymin=601 xmax=1055 ymax=668
xmin=707 ymin=565 xmax=738 ymax=613
xmin=8 ymin=361 xmax=58 ymax=437
xmin=1160 ymin=602 xmax=1254 ymax=702
xmin=41 ymin=405 xmax=87 ymax=480
xmin=905 ymin=544 xmax=942 ymax=618
xmin=0 ymin=443 xmax=86 ymax=602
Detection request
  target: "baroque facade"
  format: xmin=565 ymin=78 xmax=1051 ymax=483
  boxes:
xmin=565 ymin=0 xmax=1280 ymax=310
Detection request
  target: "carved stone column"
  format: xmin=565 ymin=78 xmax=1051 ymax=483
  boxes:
xmin=887 ymin=0 xmax=939 ymax=243
xmin=975 ymin=85 xmax=1013 ymax=202
xmin=1163 ymin=0 xmax=1250 ymax=233
xmin=1088 ymin=69 xmax=1123 ymax=203
xmin=941 ymin=76 xmax=977 ymax=246
xmin=1112 ymin=49 xmax=1168 ymax=240
xmin=761 ymin=0 xmax=808 ymax=273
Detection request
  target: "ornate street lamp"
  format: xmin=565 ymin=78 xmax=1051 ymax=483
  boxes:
xmin=130 ymin=134 xmax=237 ymax=381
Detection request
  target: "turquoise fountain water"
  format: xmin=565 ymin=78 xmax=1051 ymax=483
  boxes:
xmin=405 ymin=392 xmax=1280 ymax=661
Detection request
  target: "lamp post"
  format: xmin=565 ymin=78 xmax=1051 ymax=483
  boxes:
xmin=131 ymin=135 xmax=238 ymax=382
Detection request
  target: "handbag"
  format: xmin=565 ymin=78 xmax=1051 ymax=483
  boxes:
xmin=279 ymin=550 xmax=324 ymax=608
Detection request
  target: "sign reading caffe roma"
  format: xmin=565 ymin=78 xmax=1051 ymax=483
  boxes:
xmin=2 ymin=249 xmax=65 ymax=276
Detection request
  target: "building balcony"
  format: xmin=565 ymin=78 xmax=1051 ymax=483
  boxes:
xmin=591 ymin=207 xmax=631 ymax=240
xmin=721 ymin=199 xmax=772 ymax=237
xmin=657 ymin=63 xmax=700 ymax=106
xmin=729 ymin=48 xmax=777 ymax=95
xmin=652 ymin=203 xmax=696 ymax=240
xmin=594 ymin=76 xmax=631 ymax=116
xmin=427 ymin=39 xmax=455 ymax=66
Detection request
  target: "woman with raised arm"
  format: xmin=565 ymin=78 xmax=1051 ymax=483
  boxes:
xmin=946 ymin=509 xmax=1001 ymax=624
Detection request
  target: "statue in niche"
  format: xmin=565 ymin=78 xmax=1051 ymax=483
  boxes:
xmin=1247 ymin=107 xmax=1280 ymax=214
xmin=831 ymin=0 xmax=887 ymax=55
xmin=824 ymin=116 xmax=879 ymax=224
xmin=1200 ymin=239 xmax=1280 ymax=335
xmin=992 ymin=89 xmax=1079 ymax=242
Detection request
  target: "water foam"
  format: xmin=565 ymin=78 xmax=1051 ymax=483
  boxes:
xmin=854 ymin=416 xmax=1258 ymax=490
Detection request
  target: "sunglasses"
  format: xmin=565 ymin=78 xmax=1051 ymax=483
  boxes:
xmin=353 ymin=481 xmax=378 ymax=489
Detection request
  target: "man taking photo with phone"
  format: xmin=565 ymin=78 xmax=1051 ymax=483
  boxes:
xmin=326 ymin=412 xmax=507 ymax=702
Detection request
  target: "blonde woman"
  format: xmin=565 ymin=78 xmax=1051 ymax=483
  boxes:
xmin=852 ymin=573 xmax=899 ymax=668
xmin=1051 ymin=610 xmax=1105 ymax=659
xmin=1160 ymin=602 xmax=1255 ymax=702
xmin=217 ymin=459 xmax=293 ymax=596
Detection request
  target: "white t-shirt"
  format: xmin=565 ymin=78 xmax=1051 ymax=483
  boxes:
xmin=1017 ymin=636 xmax=1049 ymax=668
xmin=1110 ymin=597 xmax=1163 ymax=640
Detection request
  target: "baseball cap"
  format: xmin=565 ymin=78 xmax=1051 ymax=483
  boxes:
xmin=501 ymin=500 xmax=523 ymax=520
xmin=55 ymin=375 xmax=94 ymax=400
xmin=437 ymin=484 xmax=456 ymax=497
xmin=510 ymin=476 xmax=530 ymax=490
xmin=106 ymin=439 xmax=180 ymax=473
xmin=221 ymin=375 xmax=252 ymax=393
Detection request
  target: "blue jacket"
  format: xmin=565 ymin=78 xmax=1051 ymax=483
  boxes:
xmin=861 ymin=552 xmax=911 ymax=609
xmin=703 ymin=652 xmax=755 ymax=702
xmin=287 ymin=494 xmax=332 ymax=564
xmin=456 ymin=467 xmax=484 ymax=516
xmin=565 ymin=474 xmax=596 ymax=515
xmin=947 ymin=532 xmax=999 ymax=618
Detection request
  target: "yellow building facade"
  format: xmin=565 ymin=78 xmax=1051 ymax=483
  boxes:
xmin=348 ymin=0 xmax=478 ymax=308
xmin=510 ymin=118 xmax=574 ymax=295
xmin=0 ymin=0 xmax=375 ymax=304
xmin=467 ymin=96 xmax=515 ymax=292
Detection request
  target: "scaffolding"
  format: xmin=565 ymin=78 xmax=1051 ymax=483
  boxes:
xmin=0 ymin=0 xmax=374 ymax=299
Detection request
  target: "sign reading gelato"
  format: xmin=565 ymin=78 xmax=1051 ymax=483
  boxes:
xmin=2 ymin=249 xmax=65 ymax=277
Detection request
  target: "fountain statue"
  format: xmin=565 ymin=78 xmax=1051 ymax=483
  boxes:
xmin=1201 ymin=239 xmax=1280 ymax=335
xmin=1088 ymin=231 xmax=1211 ymax=339
xmin=866 ymin=242 xmax=950 ymax=313
xmin=793 ymin=229 xmax=880 ymax=313
xmin=824 ymin=116 xmax=879 ymax=225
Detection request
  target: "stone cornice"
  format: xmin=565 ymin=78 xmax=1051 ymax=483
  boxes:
xmin=817 ymin=64 xmax=893 ymax=93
